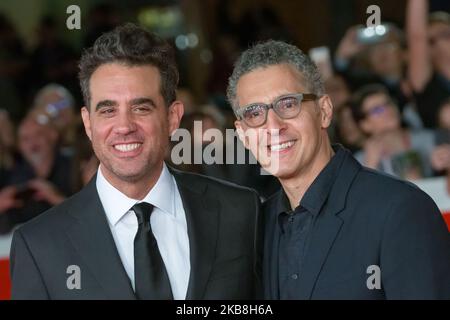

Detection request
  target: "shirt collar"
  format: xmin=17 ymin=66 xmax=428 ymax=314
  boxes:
xmin=141 ymin=163 xmax=176 ymax=217
xmin=275 ymin=144 xmax=346 ymax=217
xmin=96 ymin=163 xmax=176 ymax=226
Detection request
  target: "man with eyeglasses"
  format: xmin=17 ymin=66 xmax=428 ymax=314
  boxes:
xmin=227 ymin=40 xmax=450 ymax=299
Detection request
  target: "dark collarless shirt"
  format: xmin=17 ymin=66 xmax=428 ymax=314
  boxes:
xmin=276 ymin=145 xmax=345 ymax=299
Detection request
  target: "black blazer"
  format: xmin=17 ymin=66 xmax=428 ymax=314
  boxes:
xmin=263 ymin=149 xmax=450 ymax=299
xmin=10 ymin=168 xmax=261 ymax=300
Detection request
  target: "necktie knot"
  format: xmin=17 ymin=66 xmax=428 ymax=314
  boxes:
xmin=132 ymin=202 xmax=154 ymax=225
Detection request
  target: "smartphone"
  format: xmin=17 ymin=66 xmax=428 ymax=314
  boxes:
xmin=309 ymin=46 xmax=333 ymax=81
xmin=357 ymin=24 xmax=390 ymax=44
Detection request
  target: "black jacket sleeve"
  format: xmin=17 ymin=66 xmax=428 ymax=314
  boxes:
xmin=381 ymin=188 xmax=450 ymax=299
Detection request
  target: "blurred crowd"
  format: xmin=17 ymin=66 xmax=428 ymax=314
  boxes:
xmin=1 ymin=0 xmax=450 ymax=233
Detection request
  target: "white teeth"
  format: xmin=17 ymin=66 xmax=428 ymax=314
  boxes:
xmin=270 ymin=141 xmax=295 ymax=151
xmin=114 ymin=143 xmax=141 ymax=152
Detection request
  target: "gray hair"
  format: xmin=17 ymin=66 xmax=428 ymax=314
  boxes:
xmin=227 ymin=40 xmax=325 ymax=110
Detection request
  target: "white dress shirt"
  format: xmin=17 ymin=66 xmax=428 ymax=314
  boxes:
xmin=96 ymin=163 xmax=190 ymax=300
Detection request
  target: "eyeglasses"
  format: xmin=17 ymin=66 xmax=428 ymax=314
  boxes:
xmin=235 ymin=93 xmax=317 ymax=127
xmin=364 ymin=101 xmax=392 ymax=118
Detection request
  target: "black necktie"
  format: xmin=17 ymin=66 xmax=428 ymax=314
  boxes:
xmin=132 ymin=202 xmax=173 ymax=300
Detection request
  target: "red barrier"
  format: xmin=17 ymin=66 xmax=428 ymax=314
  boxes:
xmin=0 ymin=259 xmax=10 ymax=300
xmin=443 ymin=213 xmax=450 ymax=232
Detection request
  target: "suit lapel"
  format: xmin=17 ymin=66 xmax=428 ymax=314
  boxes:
xmin=296 ymin=209 xmax=344 ymax=299
xmin=297 ymin=150 xmax=361 ymax=299
xmin=65 ymin=177 xmax=136 ymax=299
xmin=171 ymin=169 xmax=219 ymax=300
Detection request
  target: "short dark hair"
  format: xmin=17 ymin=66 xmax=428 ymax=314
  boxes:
xmin=78 ymin=23 xmax=179 ymax=108
xmin=350 ymin=84 xmax=391 ymax=123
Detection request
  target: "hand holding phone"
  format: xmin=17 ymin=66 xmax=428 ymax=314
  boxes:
xmin=356 ymin=24 xmax=390 ymax=44
xmin=309 ymin=46 xmax=333 ymax=81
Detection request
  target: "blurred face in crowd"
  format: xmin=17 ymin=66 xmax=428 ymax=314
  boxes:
xmin=0 ymin=110 xmax=14 ymax=149
xmin=359 ymin=92 xmax=400 ymax=136
xmin=367 ymin=40 xmax=404 ymax=78
xmin=81 ymin=63 xmax=183 ymax=187
xmin=194 ymin=115 xmax=218 ymax=147
xmin=34 ymin=90 xmax=75 ymax=130
xmin=325 ymin=75 xmax=350 ymax=111
xmin=428 ymin=22 xmax=450 ymax=69
xmin=234 ymin=64 xmax=333 ymax=180
xmin=176 ymin=88 xmax=196 ymax=114
xmin=337 ymin=106 xmax=365 ymax=147
xmin=18 ymin=117 xmax=58 ymax=166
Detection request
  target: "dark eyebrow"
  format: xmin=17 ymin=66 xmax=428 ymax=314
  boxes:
xmin=129 ymin=97 xmax=156 ymax=107
xmin=94 ymin=97 xmax=157 ymax=111
xmin=95 ymin=100 xmax=118 ymax=111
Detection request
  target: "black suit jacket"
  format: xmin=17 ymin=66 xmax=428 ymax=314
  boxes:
xmin=263 ymin=149 xmax=450 ymax=299
xmin=10 ymin=168 xmax=261 ymax=299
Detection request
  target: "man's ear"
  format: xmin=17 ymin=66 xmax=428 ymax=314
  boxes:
xmin=234 ymin=120 xmax=250 ymax=149
xmin=81 ymin=106 xmax=92 ymax=141
xmin=168 ymin=101 xmax=184 ymax=136
xmin=318 ymin=95 xmax=333 ymax=129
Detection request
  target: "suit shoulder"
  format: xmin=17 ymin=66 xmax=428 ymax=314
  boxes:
xmin=358 ymin=166 xmax=423 ymax=193
xmin=172 ymin=169 xmax=259 ymax=197
xmin=355 ymin=166 xmax=437 ymax=206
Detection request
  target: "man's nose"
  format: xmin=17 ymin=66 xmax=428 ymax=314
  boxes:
xmin=262 ymin=109 xmax=287 ymax=144
xmin=113 ymin=111 xmax=137 ymax=134
xmin=264 ymin=108 xmax=287 ymax=131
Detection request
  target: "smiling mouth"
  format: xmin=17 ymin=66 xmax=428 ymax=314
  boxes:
xmin=113 ymin=143 xmax=142 ymax=152
xmin=268 ymin=140 xmax=296 ymax=152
